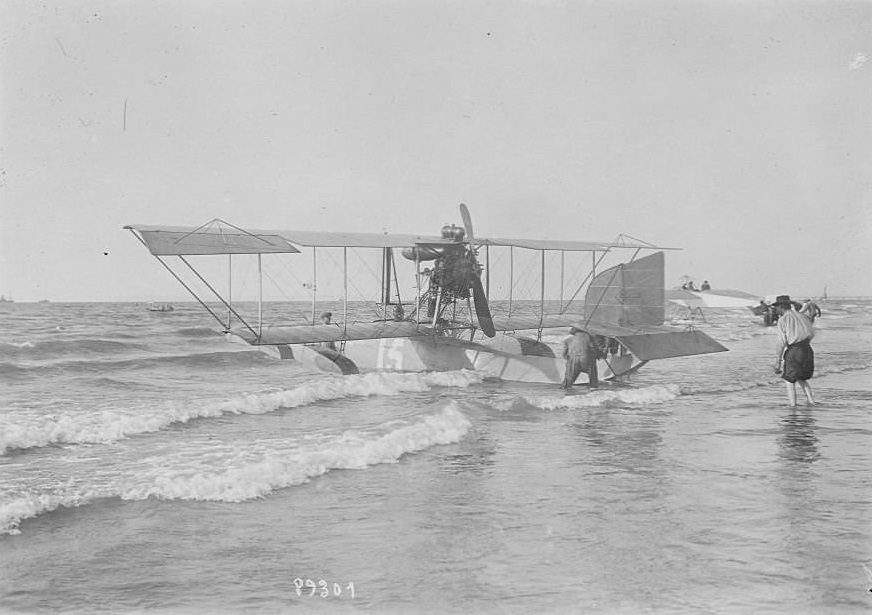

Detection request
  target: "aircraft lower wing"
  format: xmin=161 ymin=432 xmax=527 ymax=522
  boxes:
xmin=233 ymin=321 xmax=459 ymax=345
xmin=234 ymin=313 xmax=587 ymax=346
xmin=232 ymin=317 xmax=725 ymax=362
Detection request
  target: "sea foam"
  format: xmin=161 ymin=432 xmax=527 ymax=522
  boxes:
xmin=0 ymin=403 xmax=471 ymax=534
xmin=510 ymin=384 xmax=682 ymax=411
xmin=0 ymin=370 xmax=483 ymax=455
xmin=127 ymin=402 xmax=471 ymax=501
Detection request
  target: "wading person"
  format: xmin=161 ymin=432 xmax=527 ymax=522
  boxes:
xmin=562 ymin=326 xmax=599 ymax=389
xmin=800 ymin=299 xmax=822 ymax=323
xmin=319 ymin=311 xmax=337 ymax=351
xmin=772 ymin=295 xmax=815 ymax=406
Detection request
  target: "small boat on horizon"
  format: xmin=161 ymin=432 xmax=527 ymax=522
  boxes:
xmin=146 ymin=302 xmax=174 ymax=313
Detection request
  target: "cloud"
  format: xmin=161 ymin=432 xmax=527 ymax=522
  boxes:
xmin=849 ymin=52 xmax=868 ymax=70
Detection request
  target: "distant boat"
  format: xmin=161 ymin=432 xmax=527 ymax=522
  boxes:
xmin=0 ymin=295 xmax=13 ymax=303
xmin=146 ymin=302 xmax=174 ymax=312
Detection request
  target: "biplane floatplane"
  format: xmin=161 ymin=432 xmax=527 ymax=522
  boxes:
xmin=124 ymin=205 xmax=726 ymax=384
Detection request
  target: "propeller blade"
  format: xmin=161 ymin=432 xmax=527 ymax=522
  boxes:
xmin=469 ymin=274 xmax=495 ymax=337
xmin=459 ymin=203 xmax=475 ymax=243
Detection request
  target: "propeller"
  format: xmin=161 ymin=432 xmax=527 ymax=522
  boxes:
xmin=402 ymin=204 xmax=495 ymax=336
xmin=458 ymin=204 xmax=495 ymax=337
xmin=459 ymin=202 xmax=475 ymax=243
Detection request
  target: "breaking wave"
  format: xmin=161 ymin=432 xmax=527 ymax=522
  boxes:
xmin=131 ymin=402 xmax=471 ymax=501
xmin=503 ymin=384 xmax=682 ymax=411
xmin=0 ymin=402 xmax=472 ymax=534
xmin=0 ymin=370 xmax=483 ymax=455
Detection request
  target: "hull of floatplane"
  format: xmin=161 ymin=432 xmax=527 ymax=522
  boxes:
xmin=245 ymin=333 xmax=644 ymax=385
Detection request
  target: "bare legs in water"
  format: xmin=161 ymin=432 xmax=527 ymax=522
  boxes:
xmin=786 ymin=379 xmax=815 ymax=407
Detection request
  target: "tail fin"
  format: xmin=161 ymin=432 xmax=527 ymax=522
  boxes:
xmin=584 ymin=251 xmax=665 ymax=328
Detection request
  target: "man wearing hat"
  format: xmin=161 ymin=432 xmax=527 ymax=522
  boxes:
xmin=772 ymin=295 xmax=816 ymax=406
xmin=562 ymin=326 xmax=599 ymax=389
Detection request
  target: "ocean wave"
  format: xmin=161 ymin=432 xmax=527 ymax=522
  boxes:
xmin=0 ymin=338 xmax=146 ymax=359
xmin=504 ymin=361 xmax=871 ymax=404
xmin=503 ymin=384 xmax=682 ymax=411
xmin=0 ymin=362 xmax=30 ymax=379
xmin=0 ymin=370 xmax=484 ymax=455
xmin=175 ymin=327 xmax=223 ymax=338
xmin=0 ymin=403 xmax=471 ymax=534
xmin=676 ymin=360 xmax=872 ymax=395
xmin=129 ymin=402 xmax=471 ymax=501
xmin=0 ymin=349 xmax=272 ymax=377
xmin=0 ymin=340 xmax=35 ymax=348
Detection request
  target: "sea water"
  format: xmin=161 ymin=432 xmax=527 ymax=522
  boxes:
xmin=1 ymin=300 xmax=870 ymax=614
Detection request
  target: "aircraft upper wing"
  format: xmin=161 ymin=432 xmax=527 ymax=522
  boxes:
xmin=124 ymin=224 xmax=301 ymax=255
xmin=125 ymin=223 xmax=455 ymax=253
xmin=126 ymin=222 xmax=678 ymax=254
xmin=479 ymin=237 xmax=676 ymax=251
xmin=267 ymin=230 xmax=450 ymax=248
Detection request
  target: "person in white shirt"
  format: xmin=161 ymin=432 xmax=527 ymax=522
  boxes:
xmin=771 ymin=295 xmax=815 ymax=406
xmin=800 ymin=299 xmax=822 ymax=322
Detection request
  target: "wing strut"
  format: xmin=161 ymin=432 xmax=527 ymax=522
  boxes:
xmin=538 ymin=249 xmax=545 ymax=338
xmin=178 ymin=255 xmax=257 ymax=337
xmin=560 ymin=249 xmax=610 ymax=314
xmin=127 ymin=228 xmax=251 ymax=334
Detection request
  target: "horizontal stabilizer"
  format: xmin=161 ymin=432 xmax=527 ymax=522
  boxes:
xmin=585 ymin=324 xmax=727 ymax=360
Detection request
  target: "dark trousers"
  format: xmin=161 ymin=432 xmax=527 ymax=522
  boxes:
xmin=563 ymin=356 xmax=599 ymax=388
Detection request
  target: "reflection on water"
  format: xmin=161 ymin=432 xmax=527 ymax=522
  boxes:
xmin=778 ymin=409 xmax=820 ymax=464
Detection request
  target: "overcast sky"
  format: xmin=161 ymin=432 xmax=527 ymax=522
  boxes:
xmin=2 ymin=0 xmax=870 ymax=301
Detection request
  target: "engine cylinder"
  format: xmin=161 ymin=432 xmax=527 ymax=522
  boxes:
xmin=440 ymin=224 xmax=465 ymax=242
xmin=401 ymin=246 xmax=445 ymax=261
